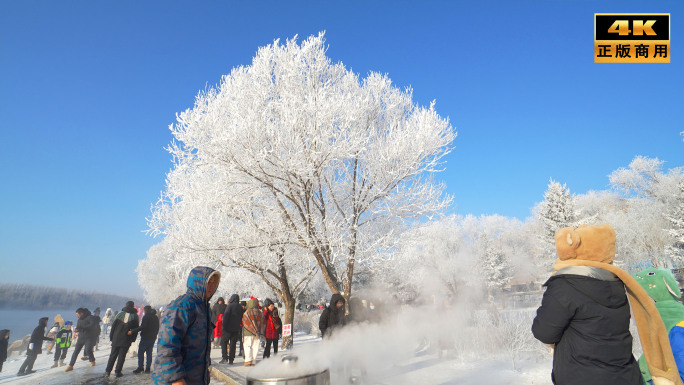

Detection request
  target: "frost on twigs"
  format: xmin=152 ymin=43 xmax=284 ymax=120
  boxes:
xmin=142 ymin=32 xmax=456 ymax=306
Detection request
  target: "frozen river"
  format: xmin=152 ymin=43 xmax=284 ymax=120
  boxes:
xmin=0 ymin=309 xmax=76 ymax=340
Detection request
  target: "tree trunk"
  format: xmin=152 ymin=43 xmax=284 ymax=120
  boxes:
xmin=281 ymin=294 xmax=296 ymax=350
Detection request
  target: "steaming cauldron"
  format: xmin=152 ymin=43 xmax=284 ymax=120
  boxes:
xmin=246 ymin=354 xmax=330 ymax=385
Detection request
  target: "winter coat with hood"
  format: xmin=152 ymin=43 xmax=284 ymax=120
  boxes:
xmin=319 ymin=293 xmax=346 ymax=338
xmin=153 ymin=266 xmax=219 ymax=385
xmin=102 ymin=308 xmax=114 ymax=325
xmin=0 ymin=329 xmax=10 ymax=363
xmin=222 ymin=294 xmax=243 ymax=334
xmin=110 ymin=303 xmax=140 ymax=347
xmin=27 ymin=317 xmax=52 ymax=354
xmin=131 ymin=306 xmax=159 ymax=341
xmin=531 ymin=269 xmax=642 ymax=385
xmin=211 ymin=297 xmax=227 ymax=324
xmin=262 ymin=298 xmax=281 ymax=340
xmin=242 ymin=299 xmax=265 ymax=338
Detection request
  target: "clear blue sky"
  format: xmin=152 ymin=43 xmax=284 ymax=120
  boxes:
xmin=1 ymin=1 xmax=682 ymax=298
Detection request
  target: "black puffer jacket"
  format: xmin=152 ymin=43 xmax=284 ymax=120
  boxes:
xmin=531 ymin=271 xmax=642 ymax=385
xmin=319 ymin=293 xmax=346 ymax=338
xmin=222 ymin=294 xmax=244 ymax=333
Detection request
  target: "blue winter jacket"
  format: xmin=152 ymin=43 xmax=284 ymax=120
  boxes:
xmin=153 ymin=266 xmax=219 ymax=385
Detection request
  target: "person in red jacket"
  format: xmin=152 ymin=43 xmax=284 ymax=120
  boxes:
xmin=262 ymin=298 xmax=281 ymax=359
xmin=214 ymin=313 xmax=223 ymax=358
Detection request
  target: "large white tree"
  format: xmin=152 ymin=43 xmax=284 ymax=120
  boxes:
xmin=147 ymin=32 xmax=455 ymax=305
xmin=534 ymin=179 xmax=579 ymax=265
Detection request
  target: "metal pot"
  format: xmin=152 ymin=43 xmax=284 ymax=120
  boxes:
xmin=246 ymin=354 xmax=330 ymax=385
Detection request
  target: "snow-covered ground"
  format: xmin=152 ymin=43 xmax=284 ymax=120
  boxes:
xmin=362 ymin=352 xmax=552 ymax=385
xmin=280 ymin=332 xmax=553 ymax=385
xmin=0 ymin=333 xmax=554 ymax=384
xmin=0 ymin=339 xmax=152 ymax=385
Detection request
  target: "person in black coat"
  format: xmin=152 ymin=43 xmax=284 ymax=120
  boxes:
xmin=531 ymin=225 xmax=643 ymax=385
xmin=319 ymin=293 xmax=346 ymax=339
xmin=105 ymin=301 xmax=139 ymax=377
xmin=212 ymin=297 xmax=227 ymax=348
xmin=0 ymin=329 xmax=9 ymax=372
xmin=17 ymin=317 xmax=53 ymax=376
xmin=91 ymin=307 xmax=102 ymax=352
xmin=130 ymin=305 xmax=159 ymax=374
xmin=212 ymin=297 xmax=227 ymax=323
xmin=65 ymin=308 xmax=97 ymax=371
xmin=221 ymin=294 xmax=244 ymax=364
xmin=82 ymin=308 xmax=101 ymax=358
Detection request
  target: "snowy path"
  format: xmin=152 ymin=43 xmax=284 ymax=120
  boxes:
xmin=0 ymin=335 xmax=554 ymax=385
xmin=0 ymin=341 xmax=157 ymax=385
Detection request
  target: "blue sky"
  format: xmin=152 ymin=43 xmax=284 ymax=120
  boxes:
xmin=1 ymin=1 xmax=682 ymax=298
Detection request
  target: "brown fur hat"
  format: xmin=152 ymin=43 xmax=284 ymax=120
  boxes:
xmin=555 ymin=224 xmax=616 ymax=264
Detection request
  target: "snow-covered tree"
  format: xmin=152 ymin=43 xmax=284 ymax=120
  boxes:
xmin=387 ymin=216 xmax=474 ymax=302
xmin=477 ymin=232 xmax=510 ymax=297
xmin=387 ymin=215 xmax=527 ymax=306
xmin=145 ymin=160 xmax=318 ymax=348
xmin=148 ymin=32 xmax=455 ymax=304
xmin=606 ymin=156 xmax=684 ymax=270
xmin=535 ymin=179 xmax=579 ymax=264
xmin=609 ymin=156 xmax=682 ymax=204
xmin=137 ymin=238 xmax=200 ymax=306
xmin=665 ymin=179 xmax=684 ymax=266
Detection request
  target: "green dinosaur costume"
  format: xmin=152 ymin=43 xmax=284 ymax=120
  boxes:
xmin=634 ymin=267 xmax=684 ymax=384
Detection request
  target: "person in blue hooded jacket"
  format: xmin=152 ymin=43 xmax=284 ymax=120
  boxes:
xmin=153 ymin=266 xmax=221 ymax=385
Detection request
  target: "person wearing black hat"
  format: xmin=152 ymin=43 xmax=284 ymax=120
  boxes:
xmin=17 ymin=317 xmax=53 ymax=376
xmin=262 ymin=298 xmax=281 ymax=359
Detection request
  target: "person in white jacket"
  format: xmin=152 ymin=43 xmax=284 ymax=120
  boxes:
xmin=101 ymin=308 xmax=113 ymax=336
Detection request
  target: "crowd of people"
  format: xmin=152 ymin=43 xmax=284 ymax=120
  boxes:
xmin=11 ymin=224 xmax=684 ymax=385
xmin=0 ymin=264 xmax=384 ymax=384
xmin=0 ymin=302 xmax=162 ymax=379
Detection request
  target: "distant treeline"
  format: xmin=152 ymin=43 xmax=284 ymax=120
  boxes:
xmin=0 ymin=283 xmax=143 ymax=310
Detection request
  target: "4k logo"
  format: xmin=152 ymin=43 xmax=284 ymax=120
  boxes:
xmin=607 ymin=20 xmax=656 ymax=36
xmin=595 ymin=14 xmax=670 ymax=63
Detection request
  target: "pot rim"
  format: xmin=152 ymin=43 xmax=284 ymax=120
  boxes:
xmin=246 ymin=368 xmax=329 ymax=382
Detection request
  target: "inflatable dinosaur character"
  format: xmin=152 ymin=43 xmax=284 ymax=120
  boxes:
xmin=634 ymin=267 xmax=684 ymax=385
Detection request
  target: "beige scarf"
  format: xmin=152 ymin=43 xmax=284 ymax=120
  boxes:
xmin=553 ymin=258 xmax=682 ymax=385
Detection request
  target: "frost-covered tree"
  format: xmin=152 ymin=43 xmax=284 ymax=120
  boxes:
xmin=149 ymin=32 xmax=455 ymax=304
xmin=137 ymin=238 xmax=201 ymax=306
xmin=665 ymin=179 xmax=684 ymax=266
xmin=535 ymin=179 xmax=579 ymax=263
xmin=477 ymin=233 xmax=510 ymax=297
xmin=496 ymin=312 xmax=537 ymax=371
xmin=145 ymin=161 xmax=317 ymax=348
xmin=387 ymin=216 xmax=474 ymax=302
xmin=387 ymin=215 xmax=526 ymax=306
xmin=609 ymin=156 xmax=682 ymax=204
xmin=606 ymin=156 xmax=684 ymax=269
